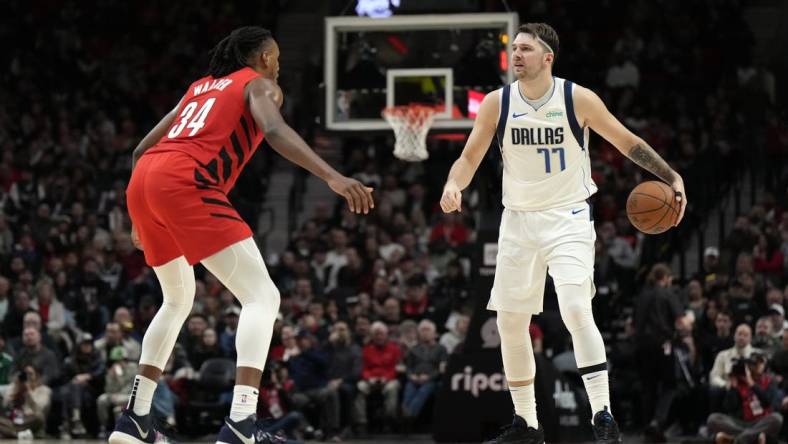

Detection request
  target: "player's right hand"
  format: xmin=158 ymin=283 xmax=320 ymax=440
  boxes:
xmin=440 ymin=184 xmax=462 ymax=213
xmin=131 ymin=225 xmax=143 ymax=251
xmin=328 ymin=176 xmax=374 ymax=214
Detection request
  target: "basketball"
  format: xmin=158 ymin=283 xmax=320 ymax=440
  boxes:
xmin=626 ymin=181 xmax=679 ymax=234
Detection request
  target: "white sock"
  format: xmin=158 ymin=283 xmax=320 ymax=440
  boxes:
xmin=582 ymin=370 xmax=611 ymax=418
xmin=230 ymin=385 xmax=259 ymax=422
xmin=128 ymin=375 xmax=157 ymax=416
xmin=510 ymin=384 xmax=538 ymax=428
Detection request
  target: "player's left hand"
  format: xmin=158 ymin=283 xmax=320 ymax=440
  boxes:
xmin=440 ymin=183 xmax=462 ymax=213
xmin=671 ymin=176 xmax=687 ymax=226
xmin=131 ymin=225 xmax=143 ymax=251
xmin=328 ymin=175 xmax=374 ymax=214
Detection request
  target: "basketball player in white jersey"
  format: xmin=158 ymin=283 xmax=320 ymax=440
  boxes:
xmin=440 ymin=23 xmax=687 ymax=444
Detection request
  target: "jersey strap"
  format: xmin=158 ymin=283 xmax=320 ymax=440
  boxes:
xmin=496 ymin=84 xmax=511 ymax=150
xmin=563 ymin=80 xmax=584 ymax=147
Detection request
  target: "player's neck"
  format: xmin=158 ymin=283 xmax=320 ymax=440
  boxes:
xmin=517 ymin=74 xmax=553 ymax=100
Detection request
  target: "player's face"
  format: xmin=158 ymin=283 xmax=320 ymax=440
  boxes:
xmin=511 ymin=33 xmax=552 ymax=80
xmin=262 ymin=40 xmax=281 ymax=81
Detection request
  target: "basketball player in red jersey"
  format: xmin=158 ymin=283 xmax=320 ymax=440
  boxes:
xmin=109 ymin=27 xmax=374 ymax=444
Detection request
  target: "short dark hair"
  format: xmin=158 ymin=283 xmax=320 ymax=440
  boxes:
xmin=207 ymin=26 xmax=274 ymax=78
xmin=518 ymin=23 xmax=560 ymax=61
xmin=646 ymin=263 xmax=672 ymax=286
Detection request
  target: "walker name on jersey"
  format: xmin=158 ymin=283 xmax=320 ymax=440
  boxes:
xmin=510 ymin=127 xmax=564 ymax=146
xmin=193 ymin=78 xmax=233 ymax=96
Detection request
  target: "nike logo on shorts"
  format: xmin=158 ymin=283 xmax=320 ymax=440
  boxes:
xmin=571 ymin=208 xmax=586 ymax=215
xmin=227 ymin=421 xmax=255 ymax=444
xmin=512 ymin=112 xmax=528 ymax=118
xmin=129 ymin=416 xmax=149 ymax=439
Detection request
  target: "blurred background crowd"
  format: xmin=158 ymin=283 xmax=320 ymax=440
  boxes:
xmin=0 ymin=0 xmax=786 ymax=441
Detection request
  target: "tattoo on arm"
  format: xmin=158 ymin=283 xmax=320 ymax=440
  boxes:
xmin=628 ymin=143 xmax=677 ymax=183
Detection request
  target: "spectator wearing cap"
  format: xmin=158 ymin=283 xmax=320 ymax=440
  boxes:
xmin=706 ymin=353 xmax=783 ymax=444
xmin=286 ymin=330 xmax=341 ymax=440
xmin=96 ymin=346 xmax=137 ymax=438
xmin=765 ymin=297 xmax=786 ymax=337
xmin=753 ymin=316 xmax=781 ymax=358
xmin=0 ymin=364 xmax=51 ymax=439
xmin=695 ymin=246 xmax=725 ymax=294
xmin=14 ymin=327 xmax=60 ymax=386
xmin=402 ymin=320 xmax=447 ymax=422
xmin=219 ymin=305 xmax=240 ymax=358
xmin=94 ymin=321 xmax=141 ymax=365
xmin=355 ymin=322 xmax=401 ymax=433
xmin=58 ymin=333 xmax=104 ymax=438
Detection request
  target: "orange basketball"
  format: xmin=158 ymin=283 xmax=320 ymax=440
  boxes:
xmin=626 ymin=181 xmax=679 ymax=234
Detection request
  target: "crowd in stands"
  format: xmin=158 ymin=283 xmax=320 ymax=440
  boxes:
xmin=0 ymin=0 xmax=784 ymax=441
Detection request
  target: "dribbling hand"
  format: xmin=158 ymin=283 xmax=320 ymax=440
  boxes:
xmin=671 ymin=176 xmax=687 ymax=226
xmin=440 ymin=184 xmax=462 ymax=213
xmin=328 ymin=176 xmax=374 ymax=214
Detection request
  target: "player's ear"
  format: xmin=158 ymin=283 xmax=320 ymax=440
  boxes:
xmin=544 ymin=52 xmax=554 ymax=65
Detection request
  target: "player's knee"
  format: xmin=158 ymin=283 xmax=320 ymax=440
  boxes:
xmin=496 ymin=311 xmax=531 ymax=343
xmin=266 ymin=279 xmax=281 ymax=310
xmin=558 ymin=297 xmax=593 ymax=332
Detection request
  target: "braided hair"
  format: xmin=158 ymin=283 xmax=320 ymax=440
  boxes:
xmin=207 ymin=26 xmax=274 ymax=78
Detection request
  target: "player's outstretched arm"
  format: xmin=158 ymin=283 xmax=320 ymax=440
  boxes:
xmin=440 ymin=90 xmax=500 ymax=213
xmin=247 ymin=77 xmax=374 ymax=214
xmin=574 ymin=86 xmax=687 ymax=225
xmin=131 ymin=102 xmax=181 ymax=171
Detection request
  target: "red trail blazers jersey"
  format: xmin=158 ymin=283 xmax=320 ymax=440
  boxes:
xmin=147 ymin=67 xmax=264 ymax=192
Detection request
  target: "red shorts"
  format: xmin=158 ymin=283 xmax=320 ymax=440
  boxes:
xmin=126 ymin=151 xmax=252 ymax=267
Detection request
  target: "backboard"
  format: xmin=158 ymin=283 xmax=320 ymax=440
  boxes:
xmin=325 ymin=13 xmax=518 ymax=131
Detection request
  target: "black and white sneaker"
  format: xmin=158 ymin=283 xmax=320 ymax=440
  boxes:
xmin=483 ymin=415 xmax=544 ymax=444
xmin=108 ymin=410 xmax=156 ymax=444
xmin=216 ymin=415 xmax=287 ymax=444
xmin=592 ymin=406 xmax=623 ymax=444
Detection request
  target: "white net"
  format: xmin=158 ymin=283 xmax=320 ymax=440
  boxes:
xmin=382 ymin=105 xmax=436 ymax=162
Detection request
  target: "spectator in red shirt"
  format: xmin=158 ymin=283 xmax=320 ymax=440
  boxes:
xmin=354 ymin=321 xmax=401 ymax=433
xmin=429 ymin=213 xmax=469 ymax=247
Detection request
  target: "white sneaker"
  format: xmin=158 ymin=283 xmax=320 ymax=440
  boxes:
xmin=16 ymin=429 xmax=33 ymax=440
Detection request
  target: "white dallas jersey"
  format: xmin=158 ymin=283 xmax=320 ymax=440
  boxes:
xmin=496 ymin=77 xmax=597 ymax=211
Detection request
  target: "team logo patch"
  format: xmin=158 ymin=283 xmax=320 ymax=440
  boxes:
xmin=545 ymin=109 xmax=564 ymax=119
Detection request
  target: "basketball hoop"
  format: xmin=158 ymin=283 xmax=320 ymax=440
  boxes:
xmin=382 ymin=105 xmax=436 ymax=162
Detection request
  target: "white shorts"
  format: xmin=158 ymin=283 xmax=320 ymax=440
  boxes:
xmin=487 ymin=201 xmax=596 ymax=314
